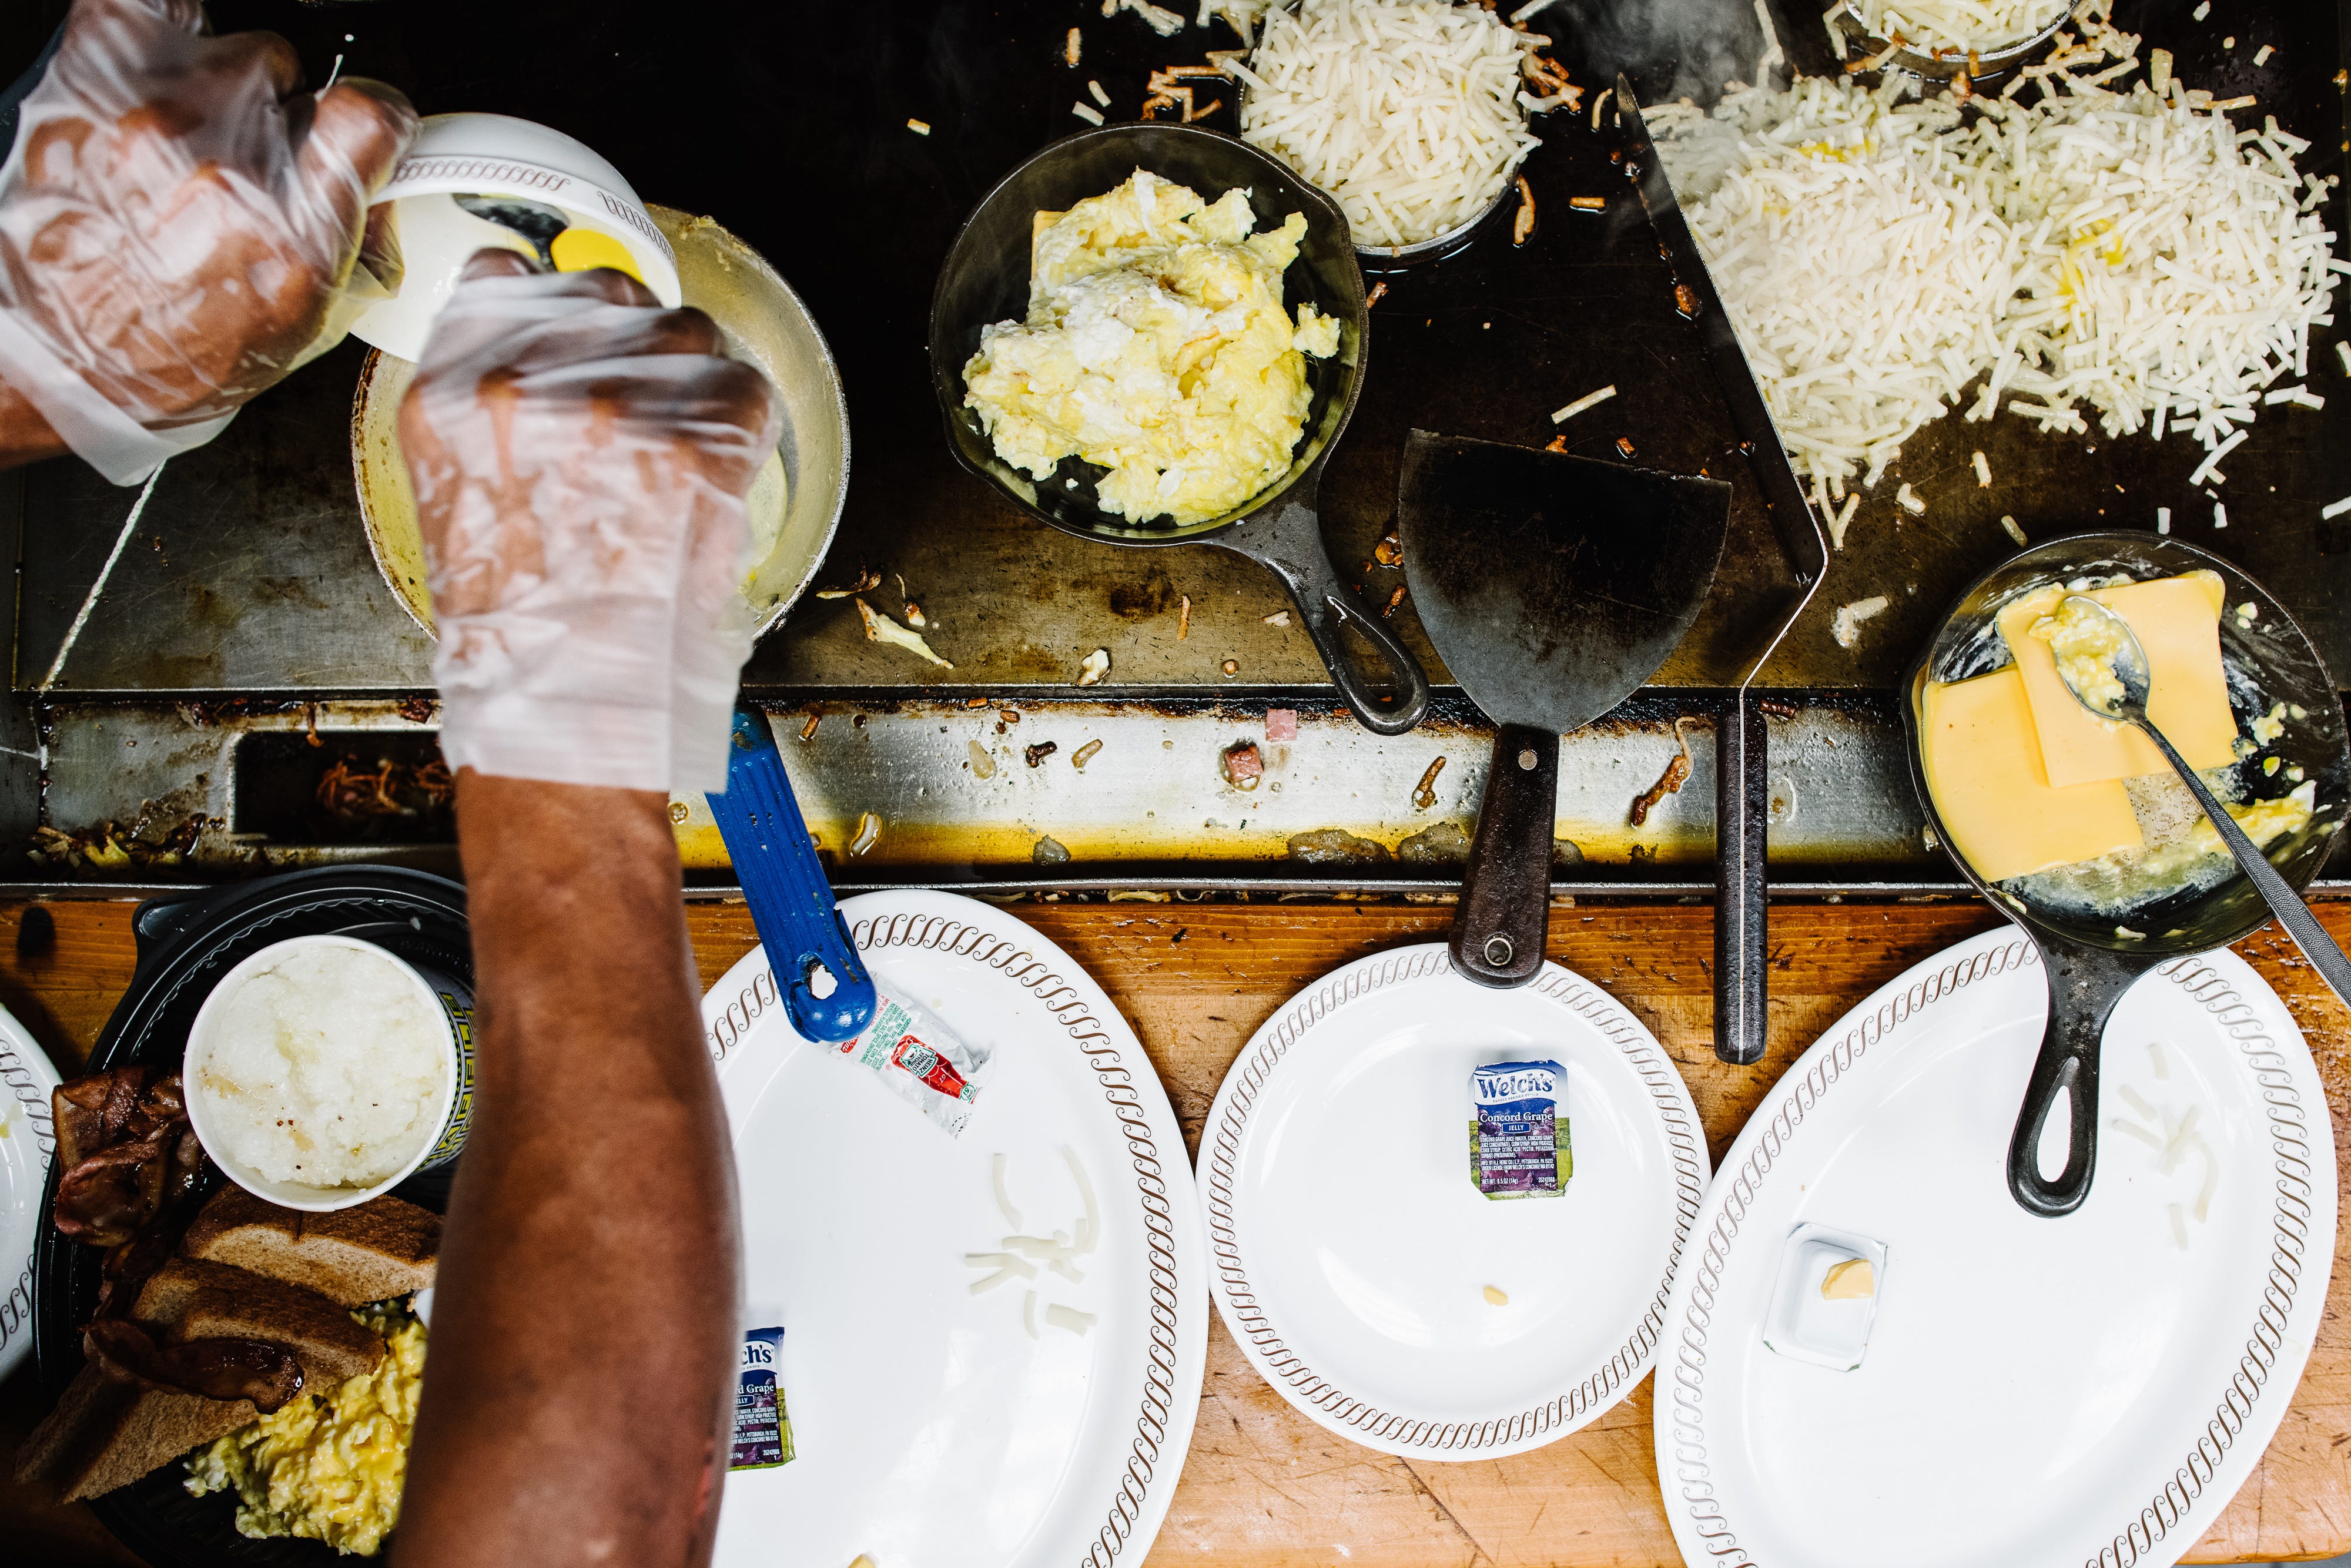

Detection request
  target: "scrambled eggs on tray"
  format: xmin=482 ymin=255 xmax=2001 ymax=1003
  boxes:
xmin=962 ymin=169 xmax=1344 ymax=527
xmin=186 ymin=1302 xmax=426 ymax=1556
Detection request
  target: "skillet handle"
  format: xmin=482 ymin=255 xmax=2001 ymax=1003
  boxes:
xmin=2008 ymin=947 xmax=2144 ymax=1217
xmin=1450 ymin=726 xmax=1559 ymax=987
xmin=1222 ymin=497 xmax=1431 ymax=736
xmin=1713 ymin=693 xmax=1769 ymax=1064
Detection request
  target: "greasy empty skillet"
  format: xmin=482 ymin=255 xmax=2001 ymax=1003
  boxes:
xmin=1903 ymin=533 xmax=2350 ymax=1217
xmin=929 ymin=122 xmax=1431 ymax=735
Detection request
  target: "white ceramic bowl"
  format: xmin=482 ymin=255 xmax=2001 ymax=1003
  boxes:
xmin=183 ymin=935 xmax=462 ymax=1213
xmin=350 ymin=112 xmax=683 ymax=360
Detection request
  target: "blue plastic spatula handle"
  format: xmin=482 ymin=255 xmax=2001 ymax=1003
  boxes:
xmin=705 ymin=709 xmax=877 ymax=1043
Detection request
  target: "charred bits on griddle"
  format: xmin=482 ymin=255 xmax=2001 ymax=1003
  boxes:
xmin=1628 ymin=718 xmax=1703 ymax=827
xmin=1412 ymin=756 xmax=1446 ymax=812
xmin=1025 ymin=741 xmax=1058 ymax=768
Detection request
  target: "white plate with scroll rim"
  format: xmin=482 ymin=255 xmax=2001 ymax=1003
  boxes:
xmin=1201 ymin=943 xmax=1710 ymax=1459
xmin=0 ymin=1006 xmax=59 ymax=1383
xmin=1654 ymin=926 xmax=2337 ymax=1568
xmin=703 ymin=890 xmax=1207 ymax=1568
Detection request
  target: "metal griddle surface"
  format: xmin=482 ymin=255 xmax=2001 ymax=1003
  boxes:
xmin=6 ymin=0 xmax=2348 ymax=699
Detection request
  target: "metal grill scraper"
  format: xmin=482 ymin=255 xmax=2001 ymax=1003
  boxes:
xmin=1618 ymin=73 xmax=1831 ymax=1066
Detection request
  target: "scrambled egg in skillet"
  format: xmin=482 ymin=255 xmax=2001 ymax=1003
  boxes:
xmin=186 ymin=1303 xmax=426 ymax=1556
xmin=962 ymin=169 xmax=1344 ymax=526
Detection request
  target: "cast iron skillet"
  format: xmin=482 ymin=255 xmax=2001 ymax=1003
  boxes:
xmin=1902 ymin=533 xmax=2349 ymax=1218
xmin=929 ymin=122 xmax=1431 ymax=736
xmin=32 ymin=867 xmax=471 ymax=1568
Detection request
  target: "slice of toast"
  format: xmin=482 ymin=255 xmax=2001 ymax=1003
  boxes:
xmin=14 ymin=1361 xmax=257 ymax=1503
xmin=18 ymin=1260 xmax=387 ymax=1502
xmin=179 ymin=1188 xmax=438 ymax=1306
xmin=134 ymin=1259 xmax=383 ymax=1386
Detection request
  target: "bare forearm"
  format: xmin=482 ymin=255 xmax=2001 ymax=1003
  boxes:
xmin=398 ymin=773 xmax=737 ymax=1568
xmin=0 ymin=379 xmax=65 ymax=469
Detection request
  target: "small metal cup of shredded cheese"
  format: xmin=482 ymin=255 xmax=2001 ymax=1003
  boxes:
xmin=185 ymin=936 xmax=473 ymax=1212
xmin=730 ymin=1321 xmax=795 ymax=1471
xmin=1469 ymin=1059 xmax=1572 ymax=1200
xmin=832 ymin=992 xmax=993 ymax=1137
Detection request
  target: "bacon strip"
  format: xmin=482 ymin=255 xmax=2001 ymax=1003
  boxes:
xmin=84 ymin=1318 xmax=306 ymax=1413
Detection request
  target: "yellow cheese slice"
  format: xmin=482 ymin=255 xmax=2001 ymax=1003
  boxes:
xmin=1921 ymin=667 xmax=2144 ymax=882
xmin=1994 ymin=571 xmax=2238 ymax=788
xmin=548 ymin=226 xmax=645 ymax=285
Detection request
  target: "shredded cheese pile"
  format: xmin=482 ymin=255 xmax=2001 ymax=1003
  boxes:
xmin=1655 ymin=77 xmax=2017 ymax=498
xmin=1974 ymin=91 xmax=2341 ymax=450
xmin=1652 ymin=5 xmax=2342 ymax=545
xmin=1847 ymin=0 xmax=2071 ymax=56
xmin=1234 ymin=0 xmax=1549 ymax=247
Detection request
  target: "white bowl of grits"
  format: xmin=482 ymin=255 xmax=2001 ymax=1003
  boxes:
xmin=185 ymin=936 xmax=463 ymax=1213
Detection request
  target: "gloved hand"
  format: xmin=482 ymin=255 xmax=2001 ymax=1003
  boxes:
xmin=0 ymin=0 xmax=416 ymax=484
xmin=400 ymin=250 xmax=778 ymax=796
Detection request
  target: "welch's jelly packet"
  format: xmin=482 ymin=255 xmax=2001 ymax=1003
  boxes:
xmin=1469 ymin=1058 xmax=1572 ymax=1200
xmin=730 ymin=1322 xmax=795 ymax=1471
xmin=834 ymin=992 xmax=993 ymax=1137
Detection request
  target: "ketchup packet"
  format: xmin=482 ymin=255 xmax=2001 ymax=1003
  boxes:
xmin=833 ymin=992 xmax=992 ymax=1137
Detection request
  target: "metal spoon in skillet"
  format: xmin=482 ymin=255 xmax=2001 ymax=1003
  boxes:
xmin=2044 ymin=594 xmax=2351 ymax=1004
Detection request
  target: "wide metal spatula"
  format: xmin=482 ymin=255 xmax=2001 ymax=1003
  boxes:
xmin=1400 ymin=431 xmax=1730 ymax=986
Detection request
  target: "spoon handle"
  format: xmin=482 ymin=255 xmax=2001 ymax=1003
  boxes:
xmin=2135 ymin=718 xmax=2351 ymax=1004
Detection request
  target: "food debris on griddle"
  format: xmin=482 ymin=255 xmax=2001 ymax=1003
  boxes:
xmin=1552 ymin=384 xmax=1617 ymax=423
xmin=1627 ymin=719 xmax=1699 ymax=827
xmin=1412 ymin=756 xmax=1447 ymax=812
xmin=1616 ymin=436 xmax=1636 ymax=458
xmin=1830 ymin=595 xmax=1891 ymax=649
xmin=1025 ymin=741 xmax=1059 ymax=768
xmin=1178 ymin=595 xmax=1193 ymax=639
xmin=815 ymin=568 xmax=883 ymax=598
xmin=1374 ymin=530 xmax=1403 ymax=568
xmin=969 ymin=741 xmax=997 ymax=779
xmin=1067 ymin=26 xmax=1082 ymax=65
xmin=1262 ymin=610 xmax=1291 ymax=626
xmin=857 ymin=599 xmax=954 ymax=668
xmin=1673 ymin=282 xmax=1702 ymax=318
xmin=851 ymin=812 xmax=882 ymax=855
xmin=1266 ymin=709 xmax=1298 ymax=742
xmin=1568 ymin=195 xmax=1606 ymax=212
xmin=1544 ymin=434 xmax=1568 ymax=452
xmin=1076 ymin=648 xmax=1111 ymax=686
xmin=1222 ymin=743 xmax=1264 ymax=790
xmin=1223 ymin=658 xmax=1241 ymax=675
xmin=799 ymin=713 xmax=821 ymax=742
xmin=1367 ymin=282 xmax=1388 ymax=307
xmin=1382 ymin=586 xmax=1406 ymax=618
xmin=1512 ymin=177 xmax=1536 ymax=245
xmin=1073 ymin=739 xmax=1104 ymax=770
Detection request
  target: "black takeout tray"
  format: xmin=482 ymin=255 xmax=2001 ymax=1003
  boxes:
xmin=31 ymin=866 xmax=470 ymax=1568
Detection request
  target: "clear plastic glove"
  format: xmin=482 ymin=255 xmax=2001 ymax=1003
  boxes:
xmin=0 ymin=0 xmax=416 ymax=484
xmin=400 ymin=250 xmax=778 ymax=796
